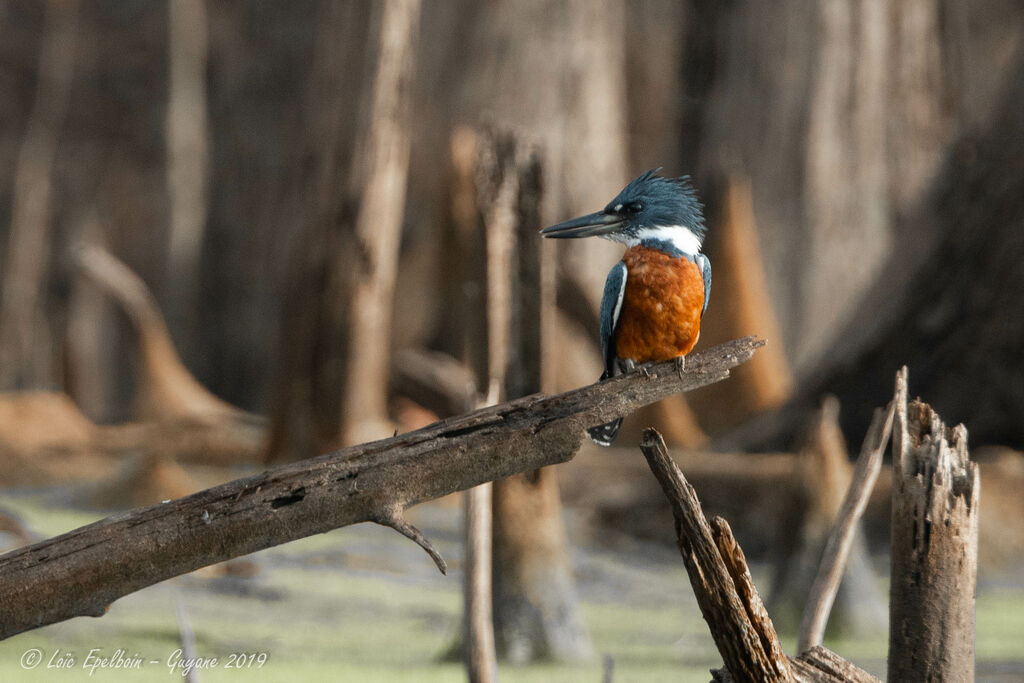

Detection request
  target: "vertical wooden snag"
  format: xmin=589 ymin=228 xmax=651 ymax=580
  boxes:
xmin=888 ymin=367 xmax=979 ymax=682
xmin=479 ymin=131 xmax=592 ymax=663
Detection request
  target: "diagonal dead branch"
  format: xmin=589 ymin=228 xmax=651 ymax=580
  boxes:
xmin=640 ymin=428 xmax=792 ymax=682
xmin=641 ymin=427 xmax=879 ymax=683
xmin=798 ymin=389 xmax=896 ymax=653
xmin=0 ymin=336 xmax=762 ymax=640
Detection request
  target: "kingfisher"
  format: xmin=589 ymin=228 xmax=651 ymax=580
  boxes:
xmin=541 ymin=169 xmax=710 ymax=446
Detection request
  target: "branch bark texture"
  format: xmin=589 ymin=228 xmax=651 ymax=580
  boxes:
xmin=0 ymin=336 xmax=761 ymax=640
xmin=639 ymin=428 xmax=792 ymax=682
xmin=640 ymin=428 xmax=879 ymax=683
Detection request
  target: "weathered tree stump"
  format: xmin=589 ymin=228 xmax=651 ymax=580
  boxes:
xmin=888 ymin=368 xmax=979 ymax=682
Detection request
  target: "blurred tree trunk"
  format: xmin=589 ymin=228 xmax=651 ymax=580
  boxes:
xmin=815 ymin=51 xmax=1024 ymax=448
xmin=0 ymin=0 xmax=78 ymax=391
xmin=64 ymin=215 xmax=120 ymax=421
xmin=75 ymin=246 xmax=239 ymax=421
xmin=194 ymin=2 xmax=318 ymax=411
xmin=436 ymin=127 xmax=489 ymax=382
xmin=686 ymin=177 xmax=796 ymax=436
xmin=264 ymin=0 xmax=374 ymax=462
xmin=164 ymin=0 xmax=210 ymax=353
xmin=431 ymin=2 xmax=629 ymax=663
xmin=623 ymin=1 xmax=685 ymax=174
xmin=266 ymin=0 xmax=420 ymax=460
xmin=679 ymin=0 xmax=1013 ymax=383
xmin=42 ymin=3 xmax=171 ymax=422
xmin=768 ymin=397 xmax=886 ymax=636
xmin=696 ymin=6 xmax=1024 ymax=450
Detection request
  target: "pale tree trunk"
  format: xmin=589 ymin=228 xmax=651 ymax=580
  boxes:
xmin=464 ymin=475 xmax=497 ymax=683
xmin=341 ymin=0 xmax=422 ymax=445
xmin=164 ymin=0 xmax=210 ymax=351
xmin=464 ymin=128 xmax=519 ymax=681
xmin=0 ymin=0 xmax=78 ymax=390
xmin=442 ymin=129 xmax=496 ymax=682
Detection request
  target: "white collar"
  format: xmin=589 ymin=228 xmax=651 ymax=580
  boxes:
xmin=623 ymin=226 xmax=702 ymax=257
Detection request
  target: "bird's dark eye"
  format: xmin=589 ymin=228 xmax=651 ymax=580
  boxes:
xmin=627 ymin=201 xmax=643 ymax=213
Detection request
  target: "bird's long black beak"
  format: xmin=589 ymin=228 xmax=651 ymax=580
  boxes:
xmin=540 ymin=211 xmax=624 ymax=239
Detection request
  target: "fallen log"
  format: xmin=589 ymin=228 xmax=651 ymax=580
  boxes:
xmin=0 ymin=336 xmax=762 ymax=640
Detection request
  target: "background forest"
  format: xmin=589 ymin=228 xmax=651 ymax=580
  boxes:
xmin=1 ymin=1 xmax=1024 ymax=681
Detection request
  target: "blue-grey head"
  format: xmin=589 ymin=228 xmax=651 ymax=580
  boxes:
xmin=540 ymin=169 xmax=706 ymax=256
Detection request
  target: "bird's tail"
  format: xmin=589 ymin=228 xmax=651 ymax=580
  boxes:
xmin=588 ymin=418 xmax=623 ymax=447
xmin=589 ymin=367 xmax=623 ymax=446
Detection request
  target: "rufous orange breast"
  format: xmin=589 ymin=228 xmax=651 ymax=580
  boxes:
xmin=614 ymin=245 xmax=705 ymax=362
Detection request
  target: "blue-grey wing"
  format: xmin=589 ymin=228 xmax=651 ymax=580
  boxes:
xmin=599 ymin=261 xmax=628 ymax=378
xmin=696 ymin=253 xmax=711 ymax=316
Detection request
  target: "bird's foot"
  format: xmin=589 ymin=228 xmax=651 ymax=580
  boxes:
xmin=674 ymin=355 xmax=686 ymax=379
xmin=624 ymin=359 xmax=657 ymax=379
xmin=622 ymin=359 xmax=657 ymax=379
